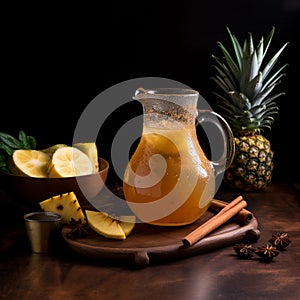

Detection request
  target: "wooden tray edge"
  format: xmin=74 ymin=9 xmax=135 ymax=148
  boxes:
xmin=62 ymin=216 xmax=260 ymax=267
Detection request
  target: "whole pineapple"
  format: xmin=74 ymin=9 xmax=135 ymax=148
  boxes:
xmin=211 ymin=27 xmax=288 ymax=192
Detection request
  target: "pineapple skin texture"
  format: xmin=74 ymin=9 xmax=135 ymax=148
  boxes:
xmin=39 ymin=192 xmax=86 ymax=224
xmin=223 ymin=134 xmax=274 ymax=192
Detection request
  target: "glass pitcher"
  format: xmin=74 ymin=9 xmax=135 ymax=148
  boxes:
xmin=123 ymin=88 xmax=235 ymax=226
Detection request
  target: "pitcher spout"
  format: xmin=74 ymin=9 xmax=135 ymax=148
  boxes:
xmin=133 ymin=87 xmax=149 ymax=100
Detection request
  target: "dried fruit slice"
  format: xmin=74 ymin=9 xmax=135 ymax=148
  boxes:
xmin=48 ymin=146 xmax=93 ymax=178
xmin=85 ymin=210 xmax=136 ymax=240
xmin=39 ymin=191 xmax=85 ymax=224
xmin=73 ymin=142 xmax=99 ymax=173
xmin=9 ymin=149 xmax=51 ymax=177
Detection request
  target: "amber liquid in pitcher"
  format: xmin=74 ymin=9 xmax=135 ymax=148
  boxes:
xmin=123 ymin=125 xmax=215 ymax=226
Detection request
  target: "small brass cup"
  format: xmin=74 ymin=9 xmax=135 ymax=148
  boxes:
xmin=24 ymin=212 xmax=62 ymax=253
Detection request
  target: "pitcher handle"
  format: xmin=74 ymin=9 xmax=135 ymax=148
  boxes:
xmin=196 ymin=109 xmax=235 ymax=177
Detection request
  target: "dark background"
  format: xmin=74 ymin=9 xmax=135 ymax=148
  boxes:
xmin=1 ymin=1 xmax=299 ymax=183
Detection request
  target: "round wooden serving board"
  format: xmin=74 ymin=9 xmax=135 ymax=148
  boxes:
xmin=61 ymin=209 xmax=260 ymax=267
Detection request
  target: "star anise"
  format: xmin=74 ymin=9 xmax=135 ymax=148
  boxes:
xmin=234 ymin=243 xmax=256 ymax=259
xmin=67 ymin=218 xmax=91 ymax=239
xmin=268 ymin=232 xmax=291 ymax=250
xmin=255 ymin=243 xmax=280 ymax=262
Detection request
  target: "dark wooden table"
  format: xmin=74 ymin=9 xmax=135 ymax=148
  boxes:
xmin=1 ymin=182 xmax=299 ymax=300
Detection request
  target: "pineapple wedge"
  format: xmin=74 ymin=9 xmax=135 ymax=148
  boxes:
xmin=73 ymin=142 xmax=99 ymax=173
xmin=39 ymin=191 xmax=85 ymax=224
xmin=85 ymin=210 xmax=135 ymax=240
xmin=119 ymin=215 xmax=136 ymax=237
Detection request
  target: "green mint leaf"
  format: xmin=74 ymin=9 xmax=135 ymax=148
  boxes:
xmin=0 ymin=132 xmax=23 ymax=149
xmin=18 ymin=130 xmax=37 ymax=149
xmin=0 ymin=165 xmax=9 ymax=173
xmin=0 ymin=141 xmax=14 ymax=155
xmin=0 ymin=151 xmax=6 ymax=165
xmin=27 ymin=135 xmax=37 ymax=149
xmin=0 ymin=151 xmax=9 ymax=173
xmin=18 ymin=130 xmax=30 ymax=148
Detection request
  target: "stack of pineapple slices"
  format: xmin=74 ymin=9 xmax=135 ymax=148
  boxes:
xmin=39 ymin=191 xmax=136 ymax=240
xmin=8 ymin=142 xmax=99 ymax=178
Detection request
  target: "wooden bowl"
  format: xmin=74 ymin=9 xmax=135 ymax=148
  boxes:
xmin=1 ymin=157 xmax=109 ymax=211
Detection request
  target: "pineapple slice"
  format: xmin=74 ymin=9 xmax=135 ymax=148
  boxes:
xmin=85 ymin=210 xmax=136 ymax=240
xmin=73 ymin=142 xmax=99 ymax=173
xmin=39 ymin=191 xmax=85 ymax=224
xmin=119 ymin=215 xmax=136 ymax=236
xmin=47 ymin=146 xmax=93 ymax=178
xmin=9 ymin=149 xmax=51 ymax=177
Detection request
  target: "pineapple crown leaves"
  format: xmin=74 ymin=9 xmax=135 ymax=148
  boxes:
xmin=211 ymin=26 xmax=289 ymax=133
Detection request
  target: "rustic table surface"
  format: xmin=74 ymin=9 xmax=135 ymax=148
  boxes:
xmin=1 ymin=182 xmax=299 ymax=300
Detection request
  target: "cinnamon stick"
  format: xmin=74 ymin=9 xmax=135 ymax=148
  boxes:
xmin=209 ymin=199 xmax=253 ymax=224
xmin=182 ymin=196 xmax=247 ymax=247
